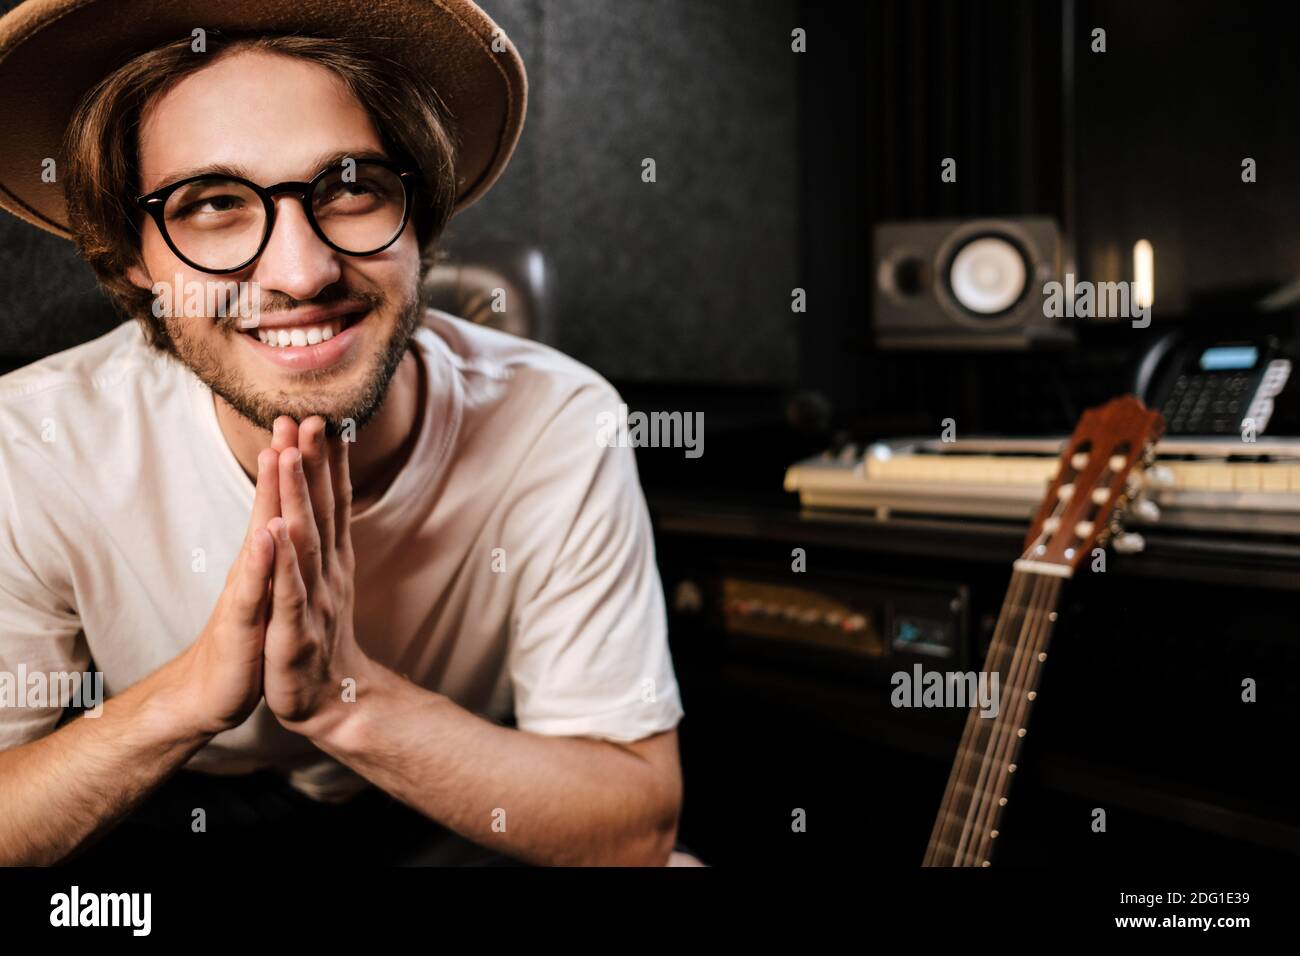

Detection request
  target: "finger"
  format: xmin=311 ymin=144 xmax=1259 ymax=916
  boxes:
xmin=267 ymin=516 xmax=309 ymax=626
xmin=230 ymin=527 xmax=275 ymax=628
xmin=249 ymin=447 xmax=282 ymax=539
xmin=226 ymin=449 xmax=281 ymax=590
xmin=297 ymin=416 xmax=335 ymax=573
xmin=278 ymin=446 xmax=323 ymax=593
xmin=327 ymin=431 xmax=353 ymax=554
xmin=272 ymin=415 xmax=299 ymax=453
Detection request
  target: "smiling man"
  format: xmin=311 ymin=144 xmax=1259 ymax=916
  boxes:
xmin=0 ymin=0 xmax=686 ymax=866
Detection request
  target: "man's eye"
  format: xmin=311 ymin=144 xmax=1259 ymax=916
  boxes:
xmin=177 ymin=195 xmax=245 ymax=217
xmin=320 ymin=182 xmax=378 ymax=204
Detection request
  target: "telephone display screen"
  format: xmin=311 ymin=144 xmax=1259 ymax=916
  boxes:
xmin=1199 ymin=346 xmax=1259 ymax=371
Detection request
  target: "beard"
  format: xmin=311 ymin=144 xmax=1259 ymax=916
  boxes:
xmin=157 ymin=277 xmax=425 ymax=436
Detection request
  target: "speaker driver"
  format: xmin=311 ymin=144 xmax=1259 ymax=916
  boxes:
xmin=947 ymin=236 xmax=1028 ymax=315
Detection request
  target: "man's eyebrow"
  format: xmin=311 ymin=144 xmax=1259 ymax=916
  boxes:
xmin=143 ymin=161 xmax=249 ymax=193
xmin=144 ymin=148 xmax=393 ymax=194
xmin=303 ymin=148 xmax=394 ymax=175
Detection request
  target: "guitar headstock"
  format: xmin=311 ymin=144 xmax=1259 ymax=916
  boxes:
xmin=1019 ymin=395 xmax=1166 ymax=576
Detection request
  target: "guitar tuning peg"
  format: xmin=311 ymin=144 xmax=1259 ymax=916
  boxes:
xmin=1130 ymin=498 xmax=1161 ymax=523
xmin=1112 ymin=531 xmax=1146 ymax=554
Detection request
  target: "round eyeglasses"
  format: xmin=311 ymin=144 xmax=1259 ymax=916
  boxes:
xmin=135 ymin=159 xmax=418 ymax=275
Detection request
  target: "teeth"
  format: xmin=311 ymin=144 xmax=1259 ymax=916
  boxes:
xmin=255 ymin=319 xmax=345 ymax=348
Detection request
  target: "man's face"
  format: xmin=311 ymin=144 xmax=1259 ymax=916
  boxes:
xmin=128 ymin=49 xmax=424 ymax=433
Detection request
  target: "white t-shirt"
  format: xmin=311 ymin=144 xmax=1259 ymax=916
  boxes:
xmin=0 ymin=310 xmax=684 ymax=801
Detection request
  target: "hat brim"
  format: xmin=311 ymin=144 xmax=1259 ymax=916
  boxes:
xmin=0 ymin=0 xmax=527 ymax=239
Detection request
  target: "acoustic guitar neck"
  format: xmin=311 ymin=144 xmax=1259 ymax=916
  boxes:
xmin=922 ymin=395 xmax=1164 ymax=867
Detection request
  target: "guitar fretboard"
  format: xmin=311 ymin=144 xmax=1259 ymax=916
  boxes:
xmin=922 ymin=569 xmax=1064 ymax=867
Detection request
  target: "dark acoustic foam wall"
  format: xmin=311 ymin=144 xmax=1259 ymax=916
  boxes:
xmin=866 ymin=0 xmax=1064 ymax=223
xmin=453 ymin=0 xmax=801 ymax=384
xmin=0 ymin=216 xmax=118 ymax=361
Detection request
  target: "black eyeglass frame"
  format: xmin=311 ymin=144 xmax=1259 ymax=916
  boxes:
xmin=134 ymin=158 xmax=419 ymax=275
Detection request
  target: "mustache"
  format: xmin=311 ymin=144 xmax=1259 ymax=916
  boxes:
xmin=207 ymin=287 xmax=386 ymax=333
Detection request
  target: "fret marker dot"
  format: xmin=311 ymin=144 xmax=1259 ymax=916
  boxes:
xmin=999 ymin=797 xmax=1008 ymax=806
xmin=1048 ymin=611 xmax=1058 ymax=622
xmin=990 ymin=830 xmax=999 ymax=839
xmin=982 ymin=861 xmax=990 ymax=867
xmin=1037 ymin=652 xmax=1047 ymax=662
xmin=1008 ymin=764 xmax=1017 ymax=773
xmin=1017 ymin=728 xmax=1026 ymax=737
xmin=1027 ymin=691 xmax=1037 ymax=700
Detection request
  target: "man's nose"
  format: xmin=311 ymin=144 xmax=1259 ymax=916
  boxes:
xmin=250 ymin=196 xmax=342 ymax=300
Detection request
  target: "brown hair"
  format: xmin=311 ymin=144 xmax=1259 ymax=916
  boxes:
xmin=62 ymin=31 xmax=459 ymax=353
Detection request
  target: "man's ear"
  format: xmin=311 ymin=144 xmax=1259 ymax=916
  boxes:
xmin=126 ymin=262 xmax=153 ymax=292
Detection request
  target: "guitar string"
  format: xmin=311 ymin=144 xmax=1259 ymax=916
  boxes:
xmin=947 ymin=574 xmax=1030 ymax=864
xmin=951 ymin=462 xmax=1089 ymax=864
xmin=929 ymin=568 xmax=1041 ymax=864
xmin=925 ymin=435 xmax=1146 ymax=865
xmin=926 ymin=475 xmax=1074 ymax=865
xmin=923 ymin=566 xmax=1031 ymax=864
xmin=952 ymin=572 xmax=1051 ymax=865
xmin=963 ymin=573 xmax=1060 ymax=865
xmin=956 ymin=458 xmax=1114 ymax=865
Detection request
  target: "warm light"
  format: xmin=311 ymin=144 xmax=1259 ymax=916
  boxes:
xmin=1133 ymin=239 xmax=1154 ymax=310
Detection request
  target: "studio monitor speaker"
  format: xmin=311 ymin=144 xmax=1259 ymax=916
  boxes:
xmin=872 ymin=217 xmax=1066 ymax=350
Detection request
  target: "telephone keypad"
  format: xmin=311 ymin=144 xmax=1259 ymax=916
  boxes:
xmin=1160 ymin=358 xmax=1291 ymax=436
xmin=1163 ymin=371 xmax=1256 ymax=434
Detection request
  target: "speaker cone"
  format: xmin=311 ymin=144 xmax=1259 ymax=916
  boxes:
xmin=947 ymin=236 xmax=1028 ymax=315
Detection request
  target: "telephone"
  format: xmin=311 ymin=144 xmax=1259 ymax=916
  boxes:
xmin=1136 ymin=332 xmax=1294 ymax=436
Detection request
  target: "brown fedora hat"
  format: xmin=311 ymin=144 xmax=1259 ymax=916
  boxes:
xmin=0 ymin=0 xmax=527 ymax=240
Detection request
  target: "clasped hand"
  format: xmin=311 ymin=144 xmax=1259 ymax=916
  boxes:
xmin=226 ymin=414 xmax=367 ymax=739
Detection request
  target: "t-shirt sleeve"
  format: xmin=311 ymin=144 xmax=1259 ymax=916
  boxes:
xmin=0 ymin=452 xmax=88 ymax=751
xmin=505 ymin=384 xmax=685 ymax=743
